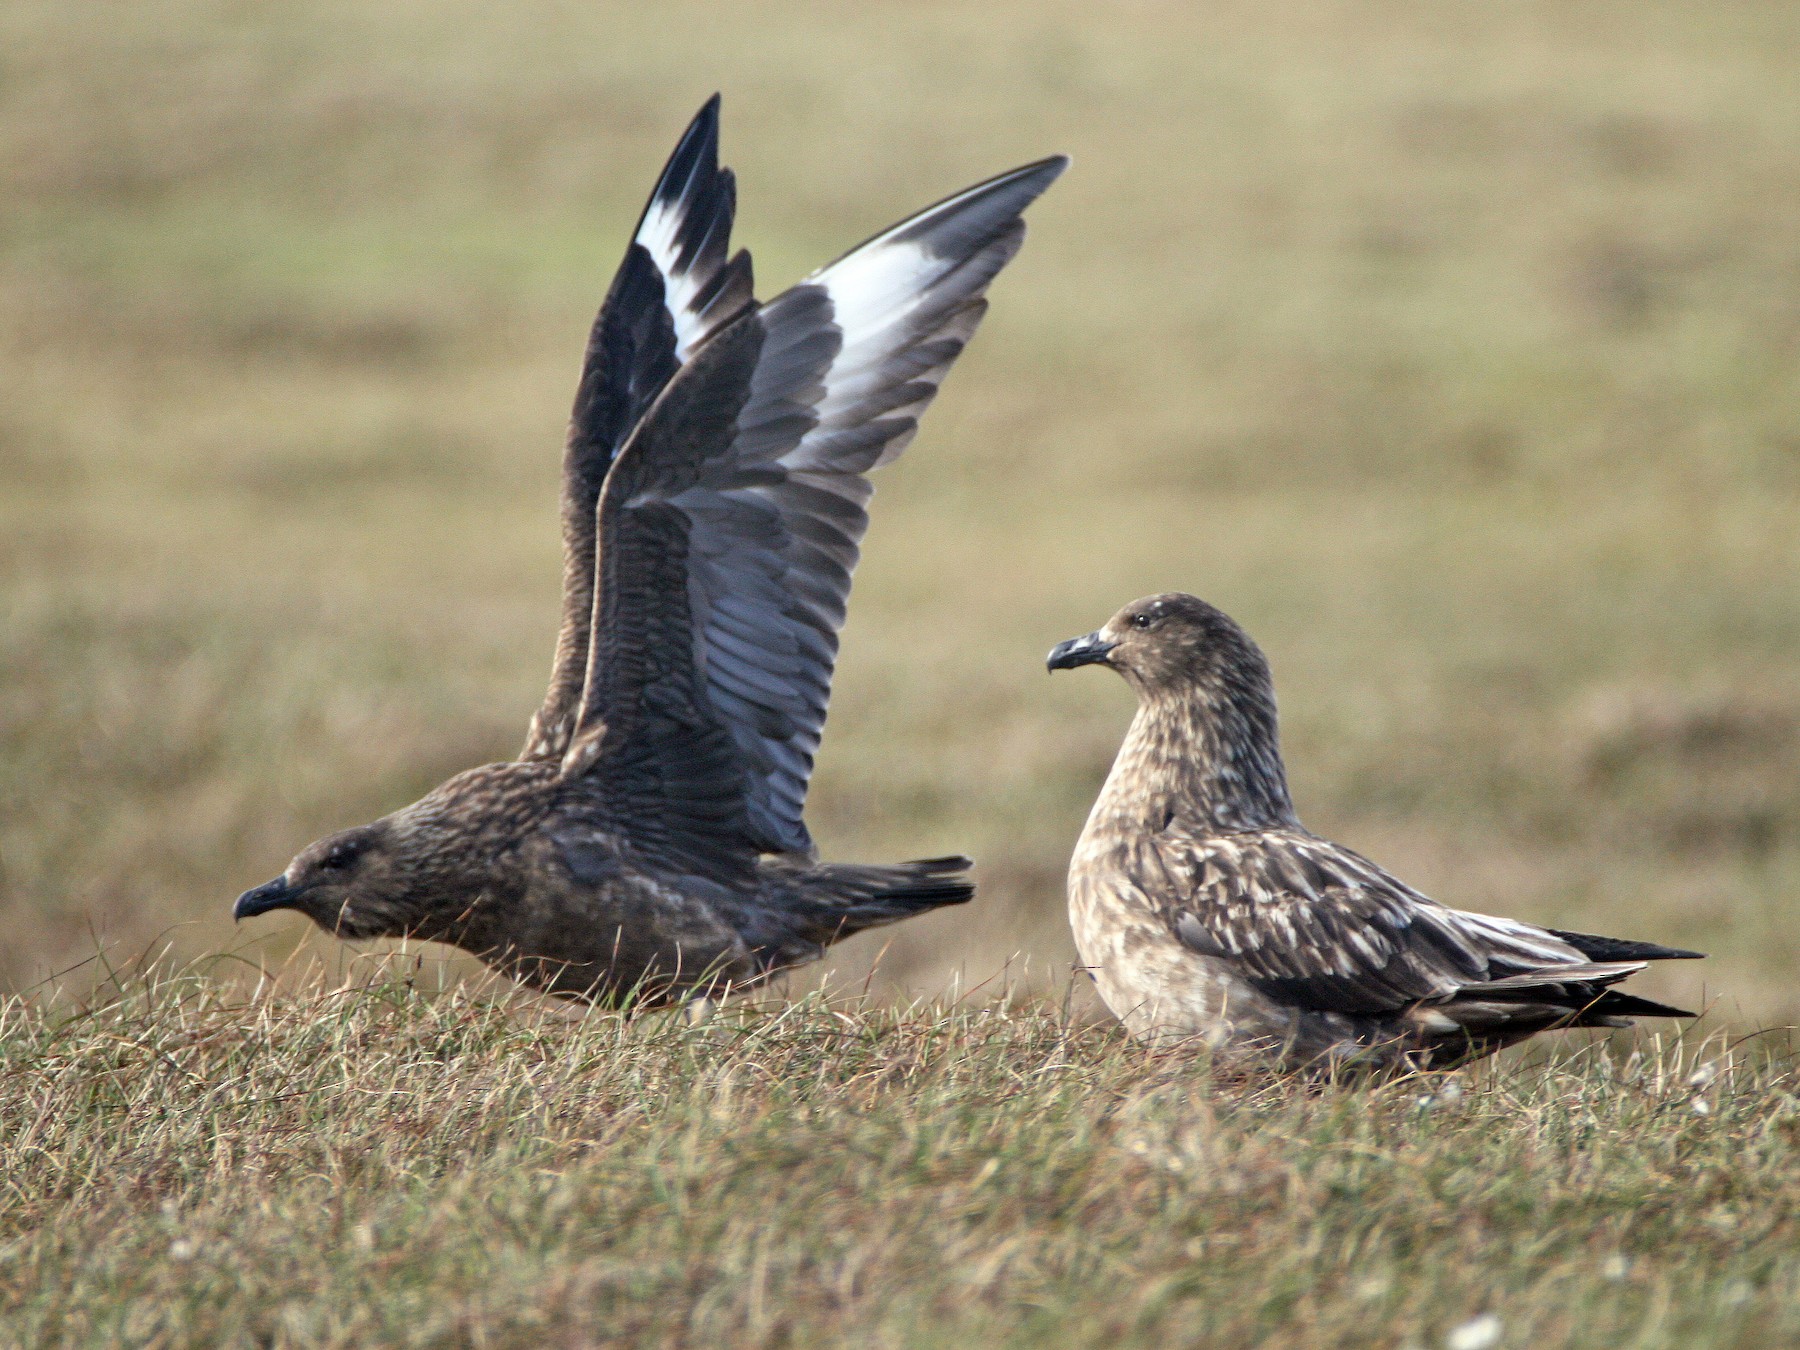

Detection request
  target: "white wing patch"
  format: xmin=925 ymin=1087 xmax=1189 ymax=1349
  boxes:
xmin=809 ymin=236 xmax=934 ymax=348
xmin=637 ymin=192 xmax=715 ymax=363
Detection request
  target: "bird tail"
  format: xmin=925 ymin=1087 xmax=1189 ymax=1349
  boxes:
xmin=1448 ymin=959 xmax=1698 ymax=1027
xmin=786 ymin=855 xmax=975 ymax=945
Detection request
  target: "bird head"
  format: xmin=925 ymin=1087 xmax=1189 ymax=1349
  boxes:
xmin=233 ymin=762 xmax=537 ymax=942
xmin=1047 ymin=592 xmax=1272 ymax=700
xmin=232 ymin=820 xmax=424 ymax=940
xmin=1047 ymin=592 xmax=1295 ymax=828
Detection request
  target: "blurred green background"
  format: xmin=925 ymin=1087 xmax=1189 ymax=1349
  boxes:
xmin=2 ymin=0 xmax=1795 ymax=1021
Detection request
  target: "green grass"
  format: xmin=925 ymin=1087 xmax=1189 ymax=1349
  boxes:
xmin=5 ymin=966 xmax=1799 ymax=1347
xmin=2 ymin=2 xmax=1799 ymax=1341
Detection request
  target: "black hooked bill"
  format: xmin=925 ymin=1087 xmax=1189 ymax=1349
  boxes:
xmin=1047 ymin=631 xmax=1117 ymax=671
xmin=234 ymin=877 xmax=299 ymax=920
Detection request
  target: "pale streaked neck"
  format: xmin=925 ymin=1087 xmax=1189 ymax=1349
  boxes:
xmin=1096 ymin=685 xmax=1298 ymax=836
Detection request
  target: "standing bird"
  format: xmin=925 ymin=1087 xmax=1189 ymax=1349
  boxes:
xmin=234 ymin=98 xmax=1066 ymax=1005
xmin=1048 ymin=593 xmax=1702 ymax=1071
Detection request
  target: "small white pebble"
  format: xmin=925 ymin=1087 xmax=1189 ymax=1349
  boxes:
xmin=1686 ymin=1061 xmax=1721 ymax=1090
xmin=1601 ymin=1253 xmax=1630 ymax=1281
xmin=1415 ymin=1080 xmax=1464 ymax=1111
xmin=167 ymin=1238 xmax=198 ymax=1262
xmin=1445 ymin=1312 xmax=1503 ymax=1350
xmin=1691 ymin=1097 xmax=1712 ymax=1116
xmin=683 ymin=996 xmax=716 ymax=1027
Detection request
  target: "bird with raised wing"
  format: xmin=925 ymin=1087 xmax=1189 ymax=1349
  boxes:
xmin=1048 ymin=593 xmax=1702 ymax=1071
xmin=234 ymin=98 xmax=1066 ymax=1005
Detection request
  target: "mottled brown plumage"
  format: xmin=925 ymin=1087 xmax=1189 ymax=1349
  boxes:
xmin=234 ymin=99 xmax=1065 ymax=1005
xmin=1049 ymin=593 xmax=1703 ymax=1072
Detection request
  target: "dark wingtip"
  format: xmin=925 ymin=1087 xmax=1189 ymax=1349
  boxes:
xmin=948 ymin=152 xmax=1069 ymax=216
xmin=1588 ymin=988 xmax=1699 ymax=1020
xmin=986 ymin=155 xmax=1070 ymax=198
xmin=837 ymin=151 xmax=1069 ymax=275
xmin=686 ymin=93 xmax=722 ymax=146
xmin=667 ymin=99 xmax=720 ymax=174
xmin=1550 ymin=928 xmax=1707 ymax=962
xmin=686 ymin=94 xmax=722 ymax=153
xmin=637 ymin=95 xmax=726 ymax=233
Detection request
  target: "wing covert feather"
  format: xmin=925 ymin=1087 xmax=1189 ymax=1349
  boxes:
xmin=1152 ymin=831 xmax=1595 ymax=1016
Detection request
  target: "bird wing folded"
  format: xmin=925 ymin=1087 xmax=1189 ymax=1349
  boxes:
xmin=1152 ymin=830 xmax=1597 ymax=1016
xmin=565 ymin=155 xmax=1067 ymax=866
xmin=526 ymin=96 xmax=756 ymax=763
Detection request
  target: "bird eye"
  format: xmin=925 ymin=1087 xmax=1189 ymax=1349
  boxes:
xmin=1131 ymin=612 xmax=1154 ymax=629
xmin=321 ymin=844 xmax=357 ymax=872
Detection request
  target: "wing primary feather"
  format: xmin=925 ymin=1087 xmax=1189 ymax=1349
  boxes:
xmin=523 ymin=96 xmax=755 ymax=764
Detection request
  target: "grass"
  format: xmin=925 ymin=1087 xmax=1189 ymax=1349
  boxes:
xmin=2 ymin=1 xmax=1798 ymax=1341
xmin=5 ymin=964 xmax=1799 ymax=1347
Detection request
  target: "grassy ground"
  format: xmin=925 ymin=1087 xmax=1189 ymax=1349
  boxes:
xmin=2 ymin=3 xmax=1798 ymax=1342
xmin=5 ymin=967 xmax=1799 ymax=1348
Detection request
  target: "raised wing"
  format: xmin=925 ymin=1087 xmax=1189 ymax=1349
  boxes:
xmin=1150 ymin=830 xmax=1615 ymax=1016
xmin=525 ymin=95 xmax=755 ymax=762
xmin=567 ymin=155 xmax=1068 ymax=864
